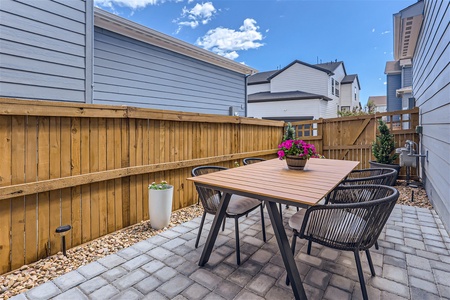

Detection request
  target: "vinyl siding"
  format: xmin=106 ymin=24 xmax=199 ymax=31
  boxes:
xmin=247 ymin=83 xmax=270 ymax=94
xmin=0 ymin=0 xmax=92 ymax=102
xmin=248 ymin=99 xmax=321 ymax=120
xmin=93 ymin=27 xmax=246 ymax=115
xmin=386 ymin=74 xmax=402 ymax=112
xmin=413 ymin=0 xmax=450 ymax=231
xmin=270 ymin=63 xmax=329 ymax=95
xmin=402 ymin=66 xmax=413 ymax=87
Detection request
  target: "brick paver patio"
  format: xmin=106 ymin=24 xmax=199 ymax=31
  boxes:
xmin=11 ymin=205 xmax=450 ymax=299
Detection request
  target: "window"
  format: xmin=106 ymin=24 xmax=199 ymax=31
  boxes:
xmin=335 ymin=81 xmax=340 ymax=97
xmin=331 ymin=79 xmax=335 ymax=95
xmin=341 ymin=106 xmax=350 ymax=112
xmin=354 ymin=87 xmax=357 ymax=101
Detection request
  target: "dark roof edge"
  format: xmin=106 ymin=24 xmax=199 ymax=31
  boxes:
xmin=249 ymin=95 xmax=332 ymax=103
xmin=267 ymin=60 xmax=334 ymax=80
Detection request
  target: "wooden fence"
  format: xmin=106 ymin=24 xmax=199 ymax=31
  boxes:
xmin=0 ymin=98 xmax=284 ymax=274
xmin=0 ymin=98 xmax=419 ymax=274
xmin=291 ymin=107 xmax=420 ymax=177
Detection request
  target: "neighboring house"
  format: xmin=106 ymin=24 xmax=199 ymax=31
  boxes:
xmin=385 ymin=60 xmax=414 ymax=112
xmin=247 ymin=60 xmax=360 ymax=120
xmin=0 ymin=1 xmax=256 ymax=116
xmin=368 ymin=96 xmax=387 ymax=113
xmin=392 ymin=0 xmax=449 ymax=231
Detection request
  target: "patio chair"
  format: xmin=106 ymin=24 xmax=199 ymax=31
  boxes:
xmin=325 ymin=167 xmax=397 ymax=250
xmin=286 ymin=185 xmax=399 ymax=300
xmin=342 ymin=167 xmax=398 ymax=187
xmin=243 ymin=157 xmax=299 ymax=217
xmin=191 ymin=166 xmax=266 ymax=265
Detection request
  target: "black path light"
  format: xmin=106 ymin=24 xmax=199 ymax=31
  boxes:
xmin=55 ymin=225 xmax=72 ymax=256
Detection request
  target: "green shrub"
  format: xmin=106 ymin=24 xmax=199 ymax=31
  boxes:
xmin=372 ymin=119 xmax=398 ymax=164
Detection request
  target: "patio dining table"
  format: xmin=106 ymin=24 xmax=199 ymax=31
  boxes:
xmin=188 ymin=158 xmax=359 ymax=299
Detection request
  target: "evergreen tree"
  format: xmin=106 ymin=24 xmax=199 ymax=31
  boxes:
xmin=372 ymin=119 xmax=398 ymax=164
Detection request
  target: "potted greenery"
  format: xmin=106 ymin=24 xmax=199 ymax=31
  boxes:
xmin=278 ymin=139 xmax=318 ymax=170
xmin=369 ymin=119 xmax=400 ymax=184
xmin=148 ymin=181 xmax=173 ymax=230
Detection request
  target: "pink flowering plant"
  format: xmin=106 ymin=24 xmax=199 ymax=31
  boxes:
xmin=277 ymin=139 xmax=318 ymax=160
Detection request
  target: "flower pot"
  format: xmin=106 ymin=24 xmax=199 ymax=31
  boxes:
xmin=368 ymin=161 xmax=400 ymax=186
xmin=286 ymin=155 xmax=308 ymax=170
xmin=148 ymin=186 xmax=173 ymax=230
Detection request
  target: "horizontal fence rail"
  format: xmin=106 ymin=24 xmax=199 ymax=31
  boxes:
xmin=0 ymin=98 xmax=419 ymax=274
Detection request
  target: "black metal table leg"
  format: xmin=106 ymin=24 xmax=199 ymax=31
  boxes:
xmin=198 ymin=192 xmax=232 ymax=266
xmin=265 ymin=201 xmax=307 ymax=300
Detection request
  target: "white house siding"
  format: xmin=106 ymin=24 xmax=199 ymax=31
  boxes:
xmin=321 ymin=99 xmax=338 ymax=119
xmin=0 ymin=0 xmax=93 ymax=102
xmin=93 ymin=28 xmax=246 ymax=115
xmin=247 ymin=83 xmax=270 ymax=94
xmin=413 ymin=0 xmax=450 ymax=231
xmin=248 ymin=99 xmax=321 ymax=120
xmin=270 ymin=63 xmax=329 ymax=95
xmin=340 ymin=84 xmax=352 ymax=107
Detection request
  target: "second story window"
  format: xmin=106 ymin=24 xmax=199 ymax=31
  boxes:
xmin=331 ymin=79 xmax=335 ymax=95
xmin=335 ymin=81 xmax=340 ymax=97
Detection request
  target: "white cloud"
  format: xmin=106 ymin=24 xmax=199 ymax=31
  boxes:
xmin=94 ymin=0 xmax=160 ymax=9
xmin=381 ymin=30 xmax=390 ymax=35
xmin=175 ymin=2 xmax=217 ymax=32
xmin=196 ymin=18 xmax=264 ymax=60
xmin=383 ymin=81 xmax=387 ymax=85
xmin=372 ymin=28 xmax=375 ymax=33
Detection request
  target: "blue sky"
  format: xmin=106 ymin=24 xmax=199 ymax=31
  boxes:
xmin=95 ymin=0 xmax=415 ymax=106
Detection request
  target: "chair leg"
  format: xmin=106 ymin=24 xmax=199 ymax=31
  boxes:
xmin=222 ymin=218 xmax=226 ymax=231
xmin=235 ymin=218 xmax=241 ymax=265
xmin=195 ymin=212 xmax=207 ymax=248
xmin=365 ymin=250 xmax=376 ymax=276
xmin=307 ymin=240 xmax=312 ymax=255
xmin=286 ymin=234 xmax=297 ymax=286
xmin=374 ymin=241 xmax=379 ymax=250
xmin=279 ymin=203 xmax=282 ymax=219
xmin=296 ymin=206 xmax=299 ymax=211
xmin=260 ymin=205 xmax=266 ymax=242
xmin=354 ymin=250 xmax=369 ymax=300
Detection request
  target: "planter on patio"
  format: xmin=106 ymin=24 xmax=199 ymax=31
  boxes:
xmin=148 ymin=181 xmax=173 ymax=230
xmin=285 ymin=155 xmax=308 ymax=170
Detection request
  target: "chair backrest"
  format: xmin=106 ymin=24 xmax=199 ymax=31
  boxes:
xmin=343 ymin=168 xmax=397 ymax=186
xmin=191 ymin=166 xmax=228 ymax=214
xmin=243 ymin=158 xmax=266 ymax=165
xmin=305 ymin=185 xmax=399 ymax=250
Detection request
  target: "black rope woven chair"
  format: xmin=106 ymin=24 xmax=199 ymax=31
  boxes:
xmin=242 ymin=158 xmax=266 ymax=165
xmin=191 ymin=166 xmax=266 ymax=265
xmin=325 ymin=167 xmax=397 ymax=250
xmin=286 ymin=185 xmax=399 ymax=300
xmin=343 ymin=167 xmax=398 ymax=187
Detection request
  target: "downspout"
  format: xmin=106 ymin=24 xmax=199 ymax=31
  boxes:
xmin=244 ymin=74 xmax=250 ymax=117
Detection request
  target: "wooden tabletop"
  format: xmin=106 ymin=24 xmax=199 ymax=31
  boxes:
xmin=188 ymin=158 xmax=360 ymax=206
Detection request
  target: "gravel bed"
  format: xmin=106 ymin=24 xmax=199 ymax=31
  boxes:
xmin=0 ymin=183 xmax=432 ymax=299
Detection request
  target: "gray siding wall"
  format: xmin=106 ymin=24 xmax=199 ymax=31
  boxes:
xmin=0 ymin=0 xmax=93 ymax=102
xmin=402 ymin=66 xmax=413 ymax=87
xmin=413 ymin=0 xmax=450 ymax=231
xmin=386 ymin=74 xmax=402 ymax=112
xmin=93 ymin=27 xmax=246 ymax=115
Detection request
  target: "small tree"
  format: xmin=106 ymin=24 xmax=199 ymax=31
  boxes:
xmin=282 ymin=122 xmax=296 ymax=141
xmin=372 ymin=119 xmax=398 ymax=164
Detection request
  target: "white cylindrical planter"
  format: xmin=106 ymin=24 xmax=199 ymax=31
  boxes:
xmin=148 ymin=186 xmax=174 ymax=230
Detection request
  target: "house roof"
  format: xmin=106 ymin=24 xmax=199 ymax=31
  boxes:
xmin=314 ymin=61 xmax=345 ymax=73
xmin=341 ymin=74 xmax=361 ymax=90
xmin=247 ymin=70 xmax=278 ymax=84
xmin=393 ymin=0 xmax=424 ymax=60
xmin=93 ymin=8 xmax=257 ymax=75
xmin=368 ymin=96 xmax=387 ymax=107
xmin=248 ymin=91 xmax=332 ymax=103
xmin=248 ymin=60 xmax=334 ymax=85
xmin=385 ymin=61 xmax=402 ymax=74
